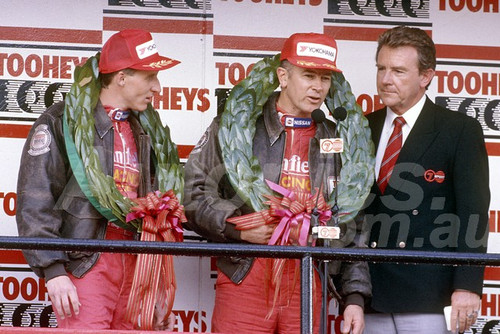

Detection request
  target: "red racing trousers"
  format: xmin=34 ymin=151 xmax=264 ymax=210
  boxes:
xmin=212 ymin=257 xmax=322 ymax=334
xmin=55 ymin=224 xmax=136 ymax=329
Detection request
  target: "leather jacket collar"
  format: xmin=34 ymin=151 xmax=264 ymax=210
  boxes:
xmin=263 ymin=92 xmax=285 ymax=146
xmin=94 ymin=101 xmax=114 ymax=140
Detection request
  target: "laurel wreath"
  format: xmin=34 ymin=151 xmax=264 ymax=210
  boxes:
xmin=218 ymin=54 xmax=375 ymax=224
xmin=63 ymin=53 xmax=184 ymax=229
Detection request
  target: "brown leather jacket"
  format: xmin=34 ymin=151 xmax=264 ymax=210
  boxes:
xmin=16 ymin=101 xmax=154 ymax=281
xmin=183 ymin=92 xmax=372 ymax=307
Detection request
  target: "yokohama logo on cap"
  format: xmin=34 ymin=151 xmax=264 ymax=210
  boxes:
xmin=136 ymin=39 xmax=158 ymax=59
xmin=296 ymin=42 xmax=337 ymax=62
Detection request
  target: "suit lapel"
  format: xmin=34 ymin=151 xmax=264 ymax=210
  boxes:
xmin=366 ymin=109 xmax=386 ymax=195
xmin=369 ymin=109 xmax=386 ymax=150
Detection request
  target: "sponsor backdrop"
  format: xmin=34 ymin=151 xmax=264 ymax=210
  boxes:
xmin=0 ymin=0 xmax=499 ymax=332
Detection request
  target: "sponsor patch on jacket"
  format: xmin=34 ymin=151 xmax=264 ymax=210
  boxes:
xmin=284 ymin=116 xmax=312 ymax=128
xmin=28 ymin=124 xmax=51 ymax=156
xmin=424 ymin=169 xmax=445 ymax=183
xmin=191 ymin=130 xmax=209 ymax=154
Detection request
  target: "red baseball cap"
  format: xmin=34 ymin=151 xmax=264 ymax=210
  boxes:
xmin=99 ymin=29 xmax=180 ymax=74
xmin=280 ymin=33 xmax=342 ymax=72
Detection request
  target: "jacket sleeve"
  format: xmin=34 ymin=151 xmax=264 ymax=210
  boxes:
xmin=183 ymin=118 xmax=244 ymax=243
xmin=335 ymin=211 xmax=372 ymax=308
xmin=15 ymin=104 xmax=70 ymax=280
xmin=452 ymin=116 xmax=490 ymax=295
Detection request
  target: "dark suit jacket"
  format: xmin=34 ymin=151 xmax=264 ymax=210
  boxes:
xmin=365 ymin=97 xmax=490 ymax=313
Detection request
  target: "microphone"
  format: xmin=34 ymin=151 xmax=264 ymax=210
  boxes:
xmin=332 ymin=106 xmax=347 ymax=122
xmin=309 ymin=108 xmax=341 ymax=245
xmin=313 ymin=107 xmax=347 ymax=123
xmin=308 ymin=109 xmax=328 ymax=246
xmin=310 ymin=107 xmax=347 ymax=242
xmin=312 ymin=108 xmax=327 ymax=124
xmin=312 ymin=108 xmax=347 ymax=334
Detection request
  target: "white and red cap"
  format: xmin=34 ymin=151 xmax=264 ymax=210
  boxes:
xmin=99 ymin=29 xmax=180 ymax=74
xmin=280 ymin=32 xmax=342 ymax=72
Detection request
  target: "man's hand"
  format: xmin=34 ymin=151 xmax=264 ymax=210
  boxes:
xmin=451 ymin=289 xmax=480 ymax=333
xmin=46 ymin=275 xmax=80 ymax=319
xmin=240 ymin=224 xmax=274 ymax=244
xmin=153 ymin=304 xmax=176 ymax=331
xmin=342 ymin=304 xmax=364 ymax=334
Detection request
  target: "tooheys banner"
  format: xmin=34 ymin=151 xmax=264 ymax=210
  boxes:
xmin=0 ymin=0 xmax=499 ymax=332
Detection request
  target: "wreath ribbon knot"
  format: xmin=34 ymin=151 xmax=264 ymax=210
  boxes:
xmin=264 ymin=180 xmax=331 ymax=247
xmin=126 ymin=190 xmax=185 ymax=240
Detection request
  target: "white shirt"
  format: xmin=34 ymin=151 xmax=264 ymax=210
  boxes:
xmin=374 ymin=94 xmax=427 ymax=179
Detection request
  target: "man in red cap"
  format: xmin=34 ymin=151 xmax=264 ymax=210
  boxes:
xmin=16 ymin=29 xmax=179 ymax=330
xmin=184 ymin=32 xmax=371 ymax=334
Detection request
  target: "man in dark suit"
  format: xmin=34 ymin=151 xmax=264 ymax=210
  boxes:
xmin=363 ymin=26 xmax=490 ymax=334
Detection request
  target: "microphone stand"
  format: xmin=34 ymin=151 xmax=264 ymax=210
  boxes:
xmin=320 ymin=133 xmax=340 ymax=334
xmin=311 ymin=108 xmax=345 ymax=334
xmin=323 ymin=124 xmax=341 ymax=334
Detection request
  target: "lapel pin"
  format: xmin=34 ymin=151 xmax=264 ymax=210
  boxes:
xmin=424 ymin=169 xmax=445 ymax=183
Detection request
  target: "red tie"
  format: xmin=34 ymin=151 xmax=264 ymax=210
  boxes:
xmin=377 ymin=116 xmax=406 ymax=194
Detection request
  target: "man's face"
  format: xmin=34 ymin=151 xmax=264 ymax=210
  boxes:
xmin=121 ymin=70 xmax=161 ymax=111
xmin=277 ymin=65 xmax=332 ymax=117
xmin=376 ymin=45 xmax=434 ymax=115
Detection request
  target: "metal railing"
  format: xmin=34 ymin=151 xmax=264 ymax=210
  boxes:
xmin=1 ymin=236 xmax=500 ymax=334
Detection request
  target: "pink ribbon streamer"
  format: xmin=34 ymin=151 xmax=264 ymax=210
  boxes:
xmin=124 ymin=190 xmax=186 ymax=329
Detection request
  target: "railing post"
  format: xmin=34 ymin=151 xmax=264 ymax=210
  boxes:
xmin=301 ymin=253 xmax=313 ymax=334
